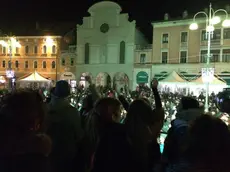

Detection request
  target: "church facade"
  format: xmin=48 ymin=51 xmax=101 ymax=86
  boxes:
xmin=75 ymin=1 xmax=148 ymax=90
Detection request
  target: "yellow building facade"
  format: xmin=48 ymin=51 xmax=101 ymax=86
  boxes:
xmin=0 ymin=36 xmax=62 ymax=81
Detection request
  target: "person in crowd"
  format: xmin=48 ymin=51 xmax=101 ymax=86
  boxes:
xmin=165 ymin=115 xmax=230 ymax=172
xmin=0 ymin=90 xmax=51 ymax=172
xmin=125 ymin=79 xmax=164 ymax=172
xmin=92 ymin=97 xmax=135 ymax=172
xmin=163 ymin=96 xmax=202 ymax=166
xmin=83 ymin=97 xmax=123 ymax=171
xmin=46 ymin=80 xmax=84 ymax=172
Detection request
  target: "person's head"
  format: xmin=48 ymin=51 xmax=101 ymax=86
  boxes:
xmin=125 ymin=99 xmax=153 ymax=143
xmin=95 ymin=97 xmax=122 ymax=124
xmin=53 ymin=80 xmax=70 ymax=98
xmin=177 ymin=96 xmax=199 ymax=112
xmin=187 ymin=115 xmax=230 ymax=169
xmin=0 ymin=90 xmax=46 ymax=136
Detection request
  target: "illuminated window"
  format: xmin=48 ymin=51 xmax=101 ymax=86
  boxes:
xmin=43 ymin=45 xmax=47 ymax=54
xmin=34 ymin=61 xmax=37 ymax=68
xmin=61 ymin=59 xmax=65 ymax=66
xmin=25 ymin=61 xmax=28 ymax=68
xmin=25 ymin=46 xmax=29 ymax=54
xmin=200 ymin=50 xmax=207 ymax=63
xmin=119 ymin=41 xmax=125 ymax=64
xmin=140 ymin=54 xmax=146 ymax=63
xmin=51 ymin=61 xmax=56 ymax=69
xmin=52 ymin=45 xmax=56 ymax=54
xmin=8 ymin=61 xmax=11 ymax=68
xmin=34 ymin=46 xmax=38 ymax=54
xmin=224 ymin=28 xmax=230 ymax=39
xmin=181 ymin=32 xmax=188 ymax=43
xmin=2 ymin=60 xmax=5 ymax=68
xmin=42 ymin=61 xmax=46 ymax=68
xmin=71 ymin=58 xmax=74 ymax=66
xmin=15 ymin=60 xmax=19 ymax=68
xmin=162 ymin=34 xmax=169 ymax=43
xmin=180 ymin=51 xmax=187 ymax=63
xmin=85 ymin=43 xmax=89 ymax=64
xmin=161 ymin=52 xmax=168 ymax=64
xmin=222 ymin=49 xmax=230 ymax=62
xmin=2 ymin=47 xmax=6 ymax=54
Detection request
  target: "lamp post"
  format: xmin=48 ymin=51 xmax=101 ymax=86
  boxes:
xmin=0 ymin=35 xmax=21 ymax=91
xmin=189 ymin=3 xmax=230 ymax=112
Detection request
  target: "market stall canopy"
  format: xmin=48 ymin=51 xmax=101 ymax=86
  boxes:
xmin=19 ymin=71 xmax=50 ymax=82
xmin=192 ymin=76 xmax=226 ymax=85
xmin=160 ymin=71 xmax=186 ymax=83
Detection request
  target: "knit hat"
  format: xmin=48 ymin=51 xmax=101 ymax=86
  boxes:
xmin=54 ymin=80 xmax=70 ymax=98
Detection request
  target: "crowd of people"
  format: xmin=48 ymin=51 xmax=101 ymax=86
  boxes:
xmin=0 ymin=77 xmax=230 ymax=172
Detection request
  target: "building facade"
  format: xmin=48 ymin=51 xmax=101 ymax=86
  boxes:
xmin=76 ymin=1 xmax=148 ymax=90
xmin=59 ymin=45 xmax=77 ymax=81
xmin=133 ymin=44 xmax=152 ymax=88
xmin=0 ymin=36 xmax=61 ymax=82
xmin=151 ymin=17 xmax=230 ymax=83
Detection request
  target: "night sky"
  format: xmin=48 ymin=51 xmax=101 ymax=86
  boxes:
xmin=0 ymin=0 xmax=229 ymax=41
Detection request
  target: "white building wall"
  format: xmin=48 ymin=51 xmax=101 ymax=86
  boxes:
xmin=76 ymin=1 xmax=148 ymax=89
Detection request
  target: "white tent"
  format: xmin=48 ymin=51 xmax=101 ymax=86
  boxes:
xmin=19 ymin=71 xmax=49 ymax=82
xmin=18 ymin=71 xmax=51 ymax=89
xmin=189 ymin=76 xmax=227 ymax=95
xmin=159 ymin=71 xmax=188 ymax=93
xmin=192 ymin=76 xmax=226 ymax=85
xmin=160 ymin=71 xmax=186 ymax=83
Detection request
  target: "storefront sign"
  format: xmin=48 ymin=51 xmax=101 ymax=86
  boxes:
xmin=60 ymin=72 xmax=76 ymax=80
xmin=202 ymin=68 xmax=214 ymax=83
xmin=136 ymin=71 xmax=148 ymax=84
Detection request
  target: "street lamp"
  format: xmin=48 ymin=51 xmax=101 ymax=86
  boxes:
xmin=189 ymin=3 xmax=230 ymax=112
xmin=0 ymin=35 xmax=21 ymax=90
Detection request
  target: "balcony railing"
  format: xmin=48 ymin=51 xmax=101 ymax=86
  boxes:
xmin=135 ymin=44 xmax=152 ymax=50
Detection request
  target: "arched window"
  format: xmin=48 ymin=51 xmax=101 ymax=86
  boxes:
xmin=34 ymin=46 xmax=38 ymax=54
xmin=85 ymin=43 xmax=89 ymax=64
xmin=52 ymin=45 xmax=56 ymax=54
xmin=42 ymin=61 xmax=46 ymax=68
xmin=61 ymin=59 xmax=65 ymax=66
xmin=2 ymin=60 xmax=5 ymax=68
xmin=15 ymin=60 xmax=19 ymax=68
xmin=34 ymin=61 xmax=37 ymax=68
xmin=25 ymin=61 xmax=28 ymax=68
xmin=71 ymin=58 xmax=74 ymax=66
xmin=2 ymin=47 xmax=6 ymax=54
xmin=8 ymin=61 xmax=11 ymax=68
xmin=119 ymin=41 xmax=125 ymax=64
xmin=51 ymin=61 xmax=56 ymax=69
xmin=25 ymin=46 xmax=29 ymax=54
xmin=43 ymin=45 xmax=47 ymax=54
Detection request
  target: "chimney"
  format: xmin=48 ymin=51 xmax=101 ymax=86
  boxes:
xmin=36 ymin=22 xmax=39 ymax=30
xmin=182 ymin=10 xmax=188 ymax=18
xmin=164 ymin=13 xmax=169 ymax=20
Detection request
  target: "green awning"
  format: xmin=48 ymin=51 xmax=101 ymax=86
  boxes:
xmin=136 ymin=71 xmax=148 ymax=84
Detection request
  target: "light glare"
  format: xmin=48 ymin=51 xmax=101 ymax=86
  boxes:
xmin=211 ymin=16 xmax=221 ymax=25
xmin=189 ymin=23 xmax=198 ymax=30
xmin=222 ymin=19 xmax=230 ymax=27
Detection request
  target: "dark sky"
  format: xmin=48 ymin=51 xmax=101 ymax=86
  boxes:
xmin=0 ymin=0 xmax=229 ymax=41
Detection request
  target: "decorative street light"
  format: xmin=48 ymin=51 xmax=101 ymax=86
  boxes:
xmin=189 ymin=3 xmax=230 ymax=112
xmin=0 ymin=34 xmax=21 ymax=90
